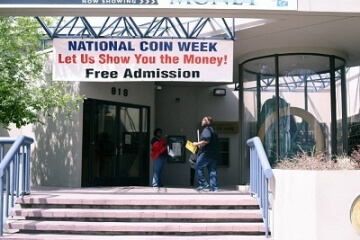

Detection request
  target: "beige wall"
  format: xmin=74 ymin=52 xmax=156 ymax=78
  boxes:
xmin=270 ymin=169 xmax=360 ymax=240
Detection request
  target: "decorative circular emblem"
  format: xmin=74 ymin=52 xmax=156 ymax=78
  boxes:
xmin=350 ymin=195 xmax=360 ymax=234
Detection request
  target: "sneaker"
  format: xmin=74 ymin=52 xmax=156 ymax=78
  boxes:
xmin=210 ymin=188 xmax=219 ymax=192
xmin=197 ymin=184 xmax=209 ymax=191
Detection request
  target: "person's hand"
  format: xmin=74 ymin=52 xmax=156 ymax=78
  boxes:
xmin=192 ymin=142 xmax=197 ymax=147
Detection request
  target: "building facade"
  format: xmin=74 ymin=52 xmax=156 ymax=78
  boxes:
xmin=2 ymin=0 xmax=360 ymax=188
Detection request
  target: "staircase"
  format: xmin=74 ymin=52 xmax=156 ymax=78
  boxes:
xmin=2 ymin=186 xmax=270 ymax=239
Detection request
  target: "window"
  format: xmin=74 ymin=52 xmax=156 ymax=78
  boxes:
xmin=218 ymin=138 xmax=229 ymax=166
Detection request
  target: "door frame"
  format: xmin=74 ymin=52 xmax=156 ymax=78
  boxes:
xmin=81 ymin=98 xmax=150 ymax=187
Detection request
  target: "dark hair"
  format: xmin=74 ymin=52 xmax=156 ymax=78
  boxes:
xmin=153 ymin=128 xmax=162 ymax=136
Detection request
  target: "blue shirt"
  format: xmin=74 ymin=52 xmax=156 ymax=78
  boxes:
xmin=199 ymin=125 xmax=219 ymax=154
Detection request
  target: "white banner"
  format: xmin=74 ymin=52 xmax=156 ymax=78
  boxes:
xmin=53 ymin=38 xmax=233 ymax=82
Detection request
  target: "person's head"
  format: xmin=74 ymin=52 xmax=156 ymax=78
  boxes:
xmin=153 ymin=128 xmax=163 ymax=137
xmin=201 ymin=116 xmax=212 ymax=126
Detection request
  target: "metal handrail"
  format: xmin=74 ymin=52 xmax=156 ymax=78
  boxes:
xmin=0 ymin=135 xmax=34 ymax=236
xmin=246 ymin=136 xmax=273 ymax=238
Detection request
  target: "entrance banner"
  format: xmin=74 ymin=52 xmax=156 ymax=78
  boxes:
xmin=53 ymin=38 xmax=233 ymax=82
xmin=0 ymin=0 xmax=297 ymax=11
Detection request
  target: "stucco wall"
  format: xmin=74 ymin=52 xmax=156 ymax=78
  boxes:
xmin=270 ymin=169 xmax=360 ymax=240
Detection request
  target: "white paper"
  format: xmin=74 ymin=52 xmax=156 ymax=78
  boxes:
xmin=172 ymin=142 xmax=182 ymax=156
xmin=168 ymin=149 xmax=175 ymax=157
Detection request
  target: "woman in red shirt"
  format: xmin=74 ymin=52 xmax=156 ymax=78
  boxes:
xmin=151 ymin=128 xmax=168 ymax=187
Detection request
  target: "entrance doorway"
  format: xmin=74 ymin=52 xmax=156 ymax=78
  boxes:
xmin=82 ymin=98 xmax=150 ymax=187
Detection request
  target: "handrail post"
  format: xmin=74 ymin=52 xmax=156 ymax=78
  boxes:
xmin=247 ymin=136 xmax=273 ymax=238
xmin=0 ymin=178 xmax=3 ymax=236
xmin=0 ymin=135 xmax=34 ymax=237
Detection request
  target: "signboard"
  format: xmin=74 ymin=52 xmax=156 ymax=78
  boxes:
xmin=167 ymin=135 xmax=186 ymax=163
xmin=213 ymin=121 xmax=238 ymax=134
xmin=0 ymin=0 xmax=297 ymax=11
xmin=53 ymin=38 xmax=233 ymax=82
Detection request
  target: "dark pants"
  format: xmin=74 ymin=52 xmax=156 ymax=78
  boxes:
xmin=190 ymin=167 xmax=195 ymax=186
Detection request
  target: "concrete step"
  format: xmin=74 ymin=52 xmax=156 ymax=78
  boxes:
xmin=2 ymin=186 xmax=269 ymax=238
xmin=4 ymin=220 xmax=266 ymax=234
xmin=15 ymin=193 xmax=259 ymax=207
xmin=2 ymin=233 xmax=272 ymax=240
xmin=11 ymin=208 xmax=262 ymax=221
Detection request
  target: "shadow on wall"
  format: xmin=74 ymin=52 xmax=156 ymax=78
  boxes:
xmin=0 ymin=129 xmax=10 ymax=137
xmin=31 ymin=84 xmax=81 ymax=187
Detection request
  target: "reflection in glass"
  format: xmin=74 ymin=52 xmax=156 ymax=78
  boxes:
xmin=241 ymin=53 xmax=346 ymax=166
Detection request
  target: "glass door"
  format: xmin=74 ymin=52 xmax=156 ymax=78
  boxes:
xmin=82 ymin=99 xmax=150 ymax=187
xmin=118 ymin=106 xmax=145 ymax=185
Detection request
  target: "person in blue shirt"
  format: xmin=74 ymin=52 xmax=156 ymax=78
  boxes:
xmin=192 ymin=116 xmax=219 ymax=192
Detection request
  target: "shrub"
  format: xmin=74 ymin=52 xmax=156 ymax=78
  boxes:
xmin=274 ymin=147 xmax=360 ymax=170
xmin=350 ymin=145 xmax=360 ymax=168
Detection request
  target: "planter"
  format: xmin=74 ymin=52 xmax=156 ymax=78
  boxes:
xmin=269 ymin=169 xmax=360 ymax=240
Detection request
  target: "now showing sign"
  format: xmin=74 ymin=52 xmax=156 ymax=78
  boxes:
xmin=53 ymin=38 xmax=233 ymax=82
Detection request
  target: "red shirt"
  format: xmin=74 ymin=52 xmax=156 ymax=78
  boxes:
xmin=151 ymin=137 xmax=167 ymax=160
